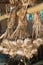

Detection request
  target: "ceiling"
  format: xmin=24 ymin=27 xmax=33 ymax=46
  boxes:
xmin=0 ymin=0 xmax=43 ymax=4
xmin=0 ymin=0 xmax=9 ymax=3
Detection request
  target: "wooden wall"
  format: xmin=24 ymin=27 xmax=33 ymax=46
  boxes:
xmin=0 ymin=4 xmax=6 ymax=15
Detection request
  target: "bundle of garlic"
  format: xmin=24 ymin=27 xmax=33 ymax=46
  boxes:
xmin=33 ymin=38 xmax=43 ymax=48
xmin=0 ymin=38 xmax=43 ymax=59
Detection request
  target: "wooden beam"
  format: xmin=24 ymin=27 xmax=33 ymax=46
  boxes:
xmin=27 ymin=3 xmax=43 ymax=13
xmin=0 ymin=14 xmax=10 ymax=21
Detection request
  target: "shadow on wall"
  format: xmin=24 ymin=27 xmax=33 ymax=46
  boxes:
xmin=27 ymin=20 xmax=33 ymax=36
